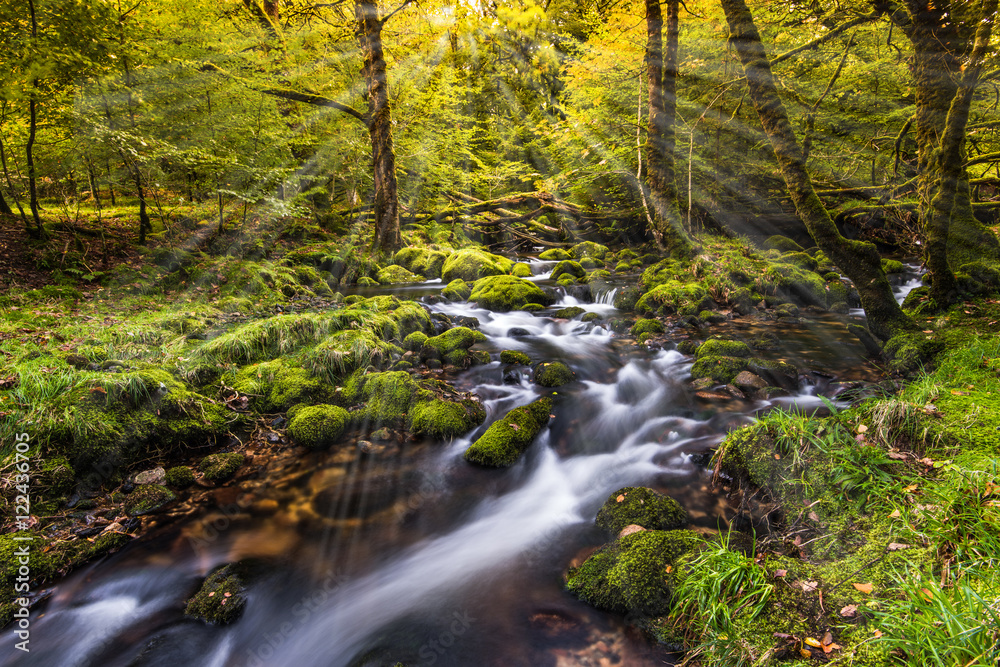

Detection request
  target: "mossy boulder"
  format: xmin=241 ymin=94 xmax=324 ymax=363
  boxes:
xmin=881 ymin=258 xmax=905 ymax=274
xmin=570 ymin=241 xmax=609 ymax=260
xmin=713 ymin=423 xmax=785 ymax=490
xmin=288 ymin=404 xmax=349 ymax=448
xmin=780 ymin=251 xmax=819 ymax=273
xmin=534 ymin=361 xmax=575 ymax=387
xmin=441 ymin=249 xmax=514 ymax=282
xmin=469 ymin=275 xmax=552 ymax=312
xmin=696 ymin=339 xmax=753 ymax=359
xmin=631 ymin=318 xmax=665 ymax=336
xmin=500 ymin=350 xmax=531 ymax=365
xmin=554 ymin=306 xmax=586 ymax=319
xmin=184 ymin=563 xmax=249 ymax=625
xmin=522 ymin=303 xmax=546 ymax=312
xmin=550 ymin=260 xmax=587 ymax=282
xmin=403 ymin=331 xmax=429 ymax=352
xmin=512 ymin=262 xmax=533 ymax=278
xmin=464 ymin=397 xmax=552 ymax=467
xmin=199 ymin=453 xmax=245 ymax=482
xmin=232 ymin=361 xmax=329 ymax=412
xmin=595 ymin=487 xmax=687 ymax=536
xmin=421 ymin=327 xmax=487 ymax=367
xmin=613 ymin=286 xmax=643 ymax=311
xmin=393 ymin=247 xmax=448 ymax=279
xmin=39 ymin=456 xmax=75 ymax=495
xmin=165 ymin=466 xmax=195 ymax=488
xmin=356 ymin=276 xmax=378 ymax=287
xmin=764 ymin=235 xmax=804 ymax=253
xmin=565 ymin=529 xmax=700 ymax=616
xmin=635 ymin=281 xmax=712 ymax=316
xmin=343 ymin=371 xmax=419 ymax=426
xmin=691 ymin=355 xmax=750 ymax=384
xmin=539 ymin=248 xmax=572 ymax=261
xmin=123 ymin=484 xmax=175 ymax=516
xmin=441 ymin=279 xmax=472 ymax=302
xmin=377 ymin=265 xmax=424 ymax=284
xmin=410 ymin=398 xmax=487 ymax=440
xmin=614 ymin=261 xmax=631 ymax=273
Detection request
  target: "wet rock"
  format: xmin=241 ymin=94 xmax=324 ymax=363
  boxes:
xmin=164 ymin=466 xmax=195 ymax=488
xmin=724 ymin=384 xmax=747 ymax=400
xmin=470 ymin=275 xmax=554 ymax=312
xmin=554 ymin=306 xmax=586 ymax=319
xmin=198 ymin=453 xmax=246 ymax=482
xmin=595 ymin=487 xmax=687 ymax=536
xmin=508 ymin=327 xmax=532 ymax=338
xmin=502 ymin=368 xmax=524 ymax=385
xmin=123 ymin=484 xmax=175 ymax=517
xmin=184 ymin=563 xmax=253 ymax=625
xmin=133 ymin=467 xmax=166 ymax=486
xmin=618 ymin=524 xmax=646 ymax=539
xmin=464 ymin=397 xmax=552 ymax=467
xmin=534 ymin=361 xmax=575 ymax=387
xmin=288 ymin=404 xmax=349 ymax=449
xmin=357 ymin=440 xmax=387 ymax=456
xmin=500 ymin=350 xmax=531 ymax=365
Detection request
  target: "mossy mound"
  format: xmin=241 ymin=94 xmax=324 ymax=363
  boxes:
xmin=635 ymin=281 xmax=712 ymax=316
xmin=343 ymin=371 xmax=420 ymax=426
xmin=409 ymin=398 xmax=487 ymax=440
xmin=570 ymin=242 xmax=609 ymax=260
xmin=550 ymin=260 xmax=587 ymax=282
xmin=377 ymin=265 xmax=424 ymax=284
xmin=695 ymin=339 xmax=753 ymax=359
xmin=123 ymin=484 xmax=175 ymax=516
xmin=165 ymin=466 xmax=195 ymax=488
xmin=631 ymin=318 xmax=665 ymax=336
xmin=232 ymin=360 xmax=329 ymax=412
xmin=780 ymin=251 xmax=819 ymax=272
xmin=306 ymin=329 xmax=403 ymax=382
xmin=500 ymin=350 xmax=531 ymax=365
xmin=595 ymin=487 xmax=687 ymax=536
xmin=613 ymin=286 xmax=643 ymax=311
xmin=522 ymin=303 xmax=546 ymax=312
xmin=713 ymin=422 xmax=785 ymax=490
xmin=199 ymin=453 xmax=245 ymax=482
xmin=288 ymin=404 xmax=349 ymax=448
xmin=554 ymin=306 xmax=586 ymax=319
xmin=763 ymin=235 xmax=804 ymax=253
xmin=184 ymin=563 xmax=249 ymax=625
xmin=442 ymin=279 xmax=472 ymax=302
xmin=881 ymin=258 xmax=905 ymax=274
xmin=692 ymin=355 xmax=797 ymax=386
xmin=539 ymin=248 xmax=572 ymax=261
xmin=464 ymin=397 xmax=552 ymax=467
xmin=393 ymin=247 xmax=448 ymax=279
xmin=469 ymin=275 xmax=553 ymax=312
xmin=441 ymin=249 xmax=514 ymax=282
xmin=565 ymin=529 xmax=700 ymax=616
xmin=534 ymin=361 xmax=575 ymax=387
xmin=511 ymin=262 xmax=533 ymax=278
xmin=421 ymin=327 xmax=488 ymax=367
xmin=403 ymin=331 xmax=429 ymax=352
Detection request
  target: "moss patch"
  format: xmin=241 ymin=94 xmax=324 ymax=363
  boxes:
xmin=500 ymin=350 xmax=531 ymax=365
xmin=441 ymin=249 xmax=514 ymax=282
xmin=410 ymin=398 xmax=487 ymax=440
xmin=123 ymin=484 xmax=176 ymax=516
xmin=184 ymin=563 xmax=249 ymax=625
xmin=595 ymin=487 xmax=687 ymax=536
xmin=534 ymin=361 xmax=575 ymax=387
xmin=198 ymin=453 xmax=245 ymax=482
xmin=469 ymin=275 xmax=552 ymax=312
xmin=464 ymin=397 xmax=552 ymax=467
xmin=287 ymin=404 xmax=349 ymax=449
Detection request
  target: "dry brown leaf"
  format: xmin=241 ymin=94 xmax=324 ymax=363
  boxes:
xmin=808 ymin=511 xmax=820 ymax=522
xmin=799 ymin=648 xmax=812 ymax=659
xmin=840 ymin=604 xmax=858 ymax=618
xmin=889 ymin=509 xmax=902 ymax=518
xmin=823 ymin=643 xmax=841 ymax=654
xmin=773 ymin=569 xmax=787 ymax=578
xmin=888 ymin=451 xmax=908 ymax=460
xmin=903 ymin=484 xmax=918 ymax=492
xmin=800 ymin=580 xmax=819 ymax=593
xmin=853 ymin=582 xmax=874 ymax=594
xmin=857 ymin=424 xmax=868 ymax=433
xmin=822 ymin=632 xmax=833 ymax=646
xmin=887 ymin=543 xmax=911 ymax=551
xmin=873 ymin=629 xmax=883 ymax=638
xmin=616 ymin=494 xmax=625 ymax=502
xmin=804 ymin=637 xmax=823 ymax=648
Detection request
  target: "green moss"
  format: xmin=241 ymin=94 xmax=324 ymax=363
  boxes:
xmin=566 ymin=529 xmax=700 ymax=616
xmin=343 ymin=371 xmax=421 ymax=426
xmin=441 ymin=249 xmax=514 ymax=282
xmin=613 ymin=286 xmax=643 ymax=311
xmin=695 ymin=339 xmax=753 ymax=359
xmin=123 ymin=484 xmax=176 ymax=516
xmin=511 ymin=262 xmax=533 ymax=278
xmin=539 ymin=248 xmax=572 ymax=261
xmin=393 ymin=247 xmax=448 ymax=279
xmin=763 ymin=235 xmax=804 ymax=253
xmin=421 ymin=327 xmax=487 ymax=366
xmin=713 ymin=422 xmax=785 ymax=490
xmin=306 ymin=329 xmax=402 ymax=381
xmin=631 ymin=318 xmax=665 ymax=336
xmin=356 ymin=276 xmax=378 ymax=287
xmin=534 ymin=361 xmax=575 ymax=387
xmin=403 ymin=331 xmax=429 ymax=352
xmin=198 ymin=453 xmax=245 ymax=482
xmin=581 ymin=312 xmax=602 ymax=323
xmin=779 ymin=251 xmax=819 ymax=272
xmin=690 ymin=355 xmax=750 ymax=384
xmin=376 ymin=265 xmax=424 ymax=284
xmin=554 ymin=306 xmax=586 ymax=319
xmin=464 ymin=397 xmax=552 ymax=467
xmin=39 ymin=456 xmax=75 ymax=495
xmin=469 ymin=275 xmax=552 ymax=312
xmin=635 ymin=281 xmax=711 ymax=316
xmin=614 ymin=261 xmax=631 ymax=273
xmin=522 ymin=303 xmax=546 ymax=312
xmin=441 ymin=279 xmax=472 ymax=302
xmin=165 ymin=466 xmax=195 ymax=488
xmin=570 ymin=241 xmax=609 ymax=260
xmin=881 ymin=258 xmax=905 ymax=274
xmin=595 ymin=487 xmax=687 ymax=536
xmin=184 ymin=563 xmax=249 ymax=625
xmin=699 ymin=310 xmax=726 ymax=323
xmin=232 ymin=360 xmax=329 ymax=412
xmin=410 ymin=398 xmax=486 ymax=440
xmin=500 ymin=350 xmax=531 ymax=365
xmin=550 ymin=260 xmax=586 ymax=281
xmin=287 ymin=404 xmax=349 ymax=448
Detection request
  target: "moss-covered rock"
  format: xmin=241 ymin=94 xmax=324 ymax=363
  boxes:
xmin=184 ymin=563 xmax=249 ymax=625
xmin=696 ymin=339 xmax=753 ymax=359
xmin=356 ymin=276 xmax=378 ymax=287
xmin=581 ymin=312 xmax=602 ymax=323
xmin=199 ymin=453 xmax=245 ymax=482
xmin=39 ymin=456 xmax=75 ymax=495
xmin=441 ymin=279 xmax=472 ymax=302
xmin=376 ymin=265 xmax=424 ymax=284
xmin=539 ymin=248 xmax=572 ymax=261
xmin=343 ymin=371 xmax=422 ymax=426
xmin=570 ymin=241 xmax=609 ymax=260
xmin=713 ymin=422 xmax=785 ymax=490
xmin=393 ymin=247 xmax=448 ymax=279
xmin=500 ymin=350 xmax=531 ymax=365
xmin=441 ymin=249 xmax=514 ymax=282
xmin=690 ymin=355 xmax=750 ymax=384
xmin=469 ymin=275 xmax=552 ymax=312
xmin=421 ymin=327 xmax=487 ymax=368
xmin=764 ymin=235 xmax=804 ymax=253
xmin=403 ymin=330 xmax=429 ymax=352
xmin=288 ymin=404 xmax=349 ymax=448
xmin=614 ymin=261 xmax=631 ymax=273
xmin=165 ymin=466 xmax=195 ymax=488
xmin=635 ymin=281 xmax=712 ymax=316
xmin=565 ymin=529 xmax=700 ymax=616
xmin=306 ymin=329 xmax=403 ymax=382
xmin=595 ymin=487 xmax=687 ymax=536
xmin=123 ymin=484 xmax=175 ymax=516
xmin=550 ymin=260 xmax=587 ymax=282
xmin=613 ymin=286 xmax=643 ymax=311
xmin=780 ymin=251 xmax=819 ymax=272
xmin=522 ymin=303 xmax=546 ymax=312
xmin=464 ymin=397 xmax=552 ymax=467
xmin=511 ymin=262 xmax=533 ymax=278
xmin=232 ymin=360 xmax=329 ymax=412
xmin=631 ymin=318 xmax=665 ymax=336
xmin=410 ymin=398 xmax=487 ymax=440
xmin=534 ymin=361 xmax=575 ymax=387
xmin=554 ymin=306 xmax=586 ymax=319
xmin=881 ymin=258 xmax=905 ymax=274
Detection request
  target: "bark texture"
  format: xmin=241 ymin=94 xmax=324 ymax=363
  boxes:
xmin=721 ymin=0 xmax=914 ymax=342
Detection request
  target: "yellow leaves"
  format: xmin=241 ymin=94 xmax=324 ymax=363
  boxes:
xmin=902 ymin=484 xmax=918 ymax=493
xmin=616 ymin=494 xmax=625 ymax=502
xmin=804 ymin=637 xmax=823 ymax=649
xmin=852 ymin=582 xmax=874 ymax=594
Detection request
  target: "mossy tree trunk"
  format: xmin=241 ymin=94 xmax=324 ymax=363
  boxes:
xmin=923 ymin=0 xmax=998 ymax=306
xmin=645 ymin=0 xmax=691 ymax=257
xmin=356 ymin=0 xmax=402 ymax=252
xmin=721 ymin=0 xmax=915 ymax=342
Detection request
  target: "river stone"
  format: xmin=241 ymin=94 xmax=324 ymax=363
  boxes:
xmin=124 ymin=484 xmax=175 ymax=516
xmin=733 ymin=371 xmax=767 ymax=391
xmin=134 ymin=467 xmax=166 ymax=486
xmin=618 ymin=524 xmax=646 ymax=539
xmin=595 ymin=486 xmax=687 ymax=535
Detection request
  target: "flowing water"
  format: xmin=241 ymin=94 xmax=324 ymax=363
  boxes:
xmin=2 ymin=266 xmax=896 ymax=667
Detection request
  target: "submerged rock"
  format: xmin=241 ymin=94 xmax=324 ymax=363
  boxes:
xmin=199 ymin=453 xmax=246 ymax=482
xmin=464 ymin=397 xmax=552 ymax=467
xmin=184 ymin=563 xmax=251 ymax=625
xmin=133 ymin=467 xmax=166 ymax=486
xmin=421 ymin=327 xmax=487 ymax=367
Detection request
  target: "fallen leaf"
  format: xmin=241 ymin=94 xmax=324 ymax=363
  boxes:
xmin=840 ymin=604 xmax=858 ymax=618
xmin=889 ymin=509 xmax=901 ymax=518
xmin=853 ymin=582 xmax=874 ymax=594
xmin=822 ymin=632 xmax=834 ymax=646
xmin=823 ymin=643 xmax=841 ymax=653
xmin=800 ymin=580 xmax=819 ymax=593
xmin=857 ymin=424 xmax=868 ymax=433
xmin=665 ymin=564 xmax=673 ymax=573
xmin=873 ymin=629 xmax=883 ymax=638
xmin=920 ymin=588 xmax=934 ymax=601
xmin=808 ymin=511 xmax=820 ymax=522
xmin=902 ymin=484 xmax=918 ymax=492
xmin=510 ymin=423 xmax=520 ymax=431
xmin=804 ymin=637 xmax=823 ymax=648
xmin=888 ymin=451 xmax=908 ymax=460
xmin=616 ymin=494 xmax=625 ymax=502
xmin=799 ymin=648 xmax=813 ymax=659
xmin=887 ymin=542 xmax=910 ymax=551
xmin=774 ymin=453 xmax=781 ymax=459
xmin=774 ymin=569 xmax=788 ymax=578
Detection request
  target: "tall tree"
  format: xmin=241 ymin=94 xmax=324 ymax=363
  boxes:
xmin=720 ymin=0 xmax=915 ymax=342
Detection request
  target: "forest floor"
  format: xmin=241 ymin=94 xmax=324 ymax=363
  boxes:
xmin=1 ymin=201 xmax=998 ymax=666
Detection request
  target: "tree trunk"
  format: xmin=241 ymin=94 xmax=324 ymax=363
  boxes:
xmin=0 ymin=133 xmax=28 ymax=227
xmin=924 ymin=0 xmax=998 ymax=306
xmin=356 ymin=0 xmax=401 ymax=252
xmin=721 ymin=0 xmax=914 ymax=342
xmin=0 ymin=188 xmax=11 ymax=215
xmin=644 ymin=0 xmax=690 ymax=256
xmin=26 ymin=0 xmax=44 ymax=239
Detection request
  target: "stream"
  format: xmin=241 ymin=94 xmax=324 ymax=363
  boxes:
xmin=1 ymin=263 xmax=918 ymax=667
